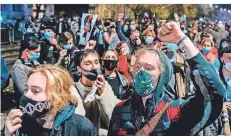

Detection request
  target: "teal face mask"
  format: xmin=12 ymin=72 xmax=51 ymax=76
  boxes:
xmin=28 ymin=53 xmax=40 ymax=61
xmin=145 ymin=36 xmax=154 ymax=45
xmin=221 ymin=43 xmax=228 ymax=48
xmin=132 ymin=68 xmax=156 ymax=97
xmin=63 ymin=44 xmax=72 ymax=50
xmin=123 ymin=27 xmax=128 ymax=32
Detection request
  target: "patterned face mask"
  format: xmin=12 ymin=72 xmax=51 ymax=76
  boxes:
xmin=132 ymin=67 xmax=156 ymax=97
xmin=19 ymin=95 xmax=49 ymax=119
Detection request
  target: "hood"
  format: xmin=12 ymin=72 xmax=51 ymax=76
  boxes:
xmin=50 ymin=104 xmax=75 ymax=136
xmin=151 ymin=50 xmax=174 ymax=109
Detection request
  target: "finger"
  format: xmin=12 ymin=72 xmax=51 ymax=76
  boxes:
xmin=7 ymin=110 xmax=23 ymax=121
xmin=164 ymin=23 xmax=173 ymax=30
xmin=96 ymin=80 xmax=104 ymax=86
xmin=11 ymin=117 xmax=22 ymax=126
xmin=97 ymin=75 xmax=105 ymax=82
xmin=161 ymin=27 xmax=171 ymax=36
xmin=8 ymin=124 xmax=22 ymax=134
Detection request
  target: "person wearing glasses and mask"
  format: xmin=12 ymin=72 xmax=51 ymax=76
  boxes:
xmin=74 ymin=49 xmax=120 ymax=135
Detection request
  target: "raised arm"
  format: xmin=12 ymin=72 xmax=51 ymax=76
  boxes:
xmin=116 ymin=13 xmax=129 ymax=42
xmin=158 ymin=22 xmax=226 ymax=135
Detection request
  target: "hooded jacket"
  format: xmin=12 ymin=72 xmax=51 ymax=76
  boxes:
xmin=108 ymin=47 xmax=226 ymax=136
xmin=6 ymin=104 xmax=98 ymax=136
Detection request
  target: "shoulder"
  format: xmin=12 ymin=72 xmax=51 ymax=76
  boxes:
xmin=70 ymin=114 xmax=97 ymax=131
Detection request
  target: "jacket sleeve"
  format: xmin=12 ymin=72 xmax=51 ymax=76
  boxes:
xmin=96 ymin=81 xmax=121 ymax=120
xmin=116 ymin=21 xmax=129 ymax=42
xmin=70 ymin=86 xmax=86 ymax=116
xmin=167 ymin=37 xmax=226 ymax=135
xmin=12 ymin=65 xmax=28 ymax=94
xmin=1 ymin=57 xmax=9 ymax=89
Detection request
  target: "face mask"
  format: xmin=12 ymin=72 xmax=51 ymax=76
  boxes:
xmin=202 ymin=47 xmax=211 ymax=54
xmin=103 ymin=60 xmax=118 ymax=71
xmin=132 ymin=68 xmax=156 ymax=97
xmin=221 ymin=43 xmax=228 ymax=48
xmin=19 ymin=95 xmax=49 ymax=119
xmin=81 ymin=68 xmax=102 ymax=81
xmin=28 ymin=52 xmax=40 ymax=61
xmin=123 ymin=27 xmax=128 ymax=32
xmin=224 ymin=60 xmax=231 ymax=72
xmin=130 ymin=25 xmax=135 ymax=30
xmin=145 ymin=36 xmax=154 ymax=45
xmin=63 ymin=44 xmax=72 ymax=50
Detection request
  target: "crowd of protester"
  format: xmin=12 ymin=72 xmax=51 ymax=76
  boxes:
xmin=1 ymin=12 xmax=231 ymax=136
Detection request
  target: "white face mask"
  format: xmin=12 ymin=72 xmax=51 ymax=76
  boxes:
xmin=224 ymin=60 xmax=231 ymax=72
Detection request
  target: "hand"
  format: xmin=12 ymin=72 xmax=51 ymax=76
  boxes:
xmin=89 ymin=40 xmax=96 ymax=47
xmin=117 ymin=13 xmax=124 ymax=22
xmin=59 ymin=50 xmax=67 ymax=60
xmin=158 ymin=21 xmax=186 ymax=44
xmin=136 ymin=38 xmax=142 ymax=45
xmin=174 ymin=13 xmax=179 ymax=21
xmin=48 ymin=38 xmax=58 ymax=46
xmin=95 ymin=75 xmax=105 ymax=96
xmin=226 ymin=102 xmax=231 ymax=111
xmin=5 ymin=109 xmax=23 ymax=136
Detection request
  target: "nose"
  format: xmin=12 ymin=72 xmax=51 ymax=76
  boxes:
xmin=24 ymin=89 xmax=33 ymax=99
xmin=92 ymin=63 xmax=99 ymax=70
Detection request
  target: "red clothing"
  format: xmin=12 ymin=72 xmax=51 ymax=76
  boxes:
xmin=117 ymin=55 xmax=132 ymax=84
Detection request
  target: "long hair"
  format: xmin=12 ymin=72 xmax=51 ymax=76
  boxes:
xmin=28 ymin=64 xmax=77 ymax=118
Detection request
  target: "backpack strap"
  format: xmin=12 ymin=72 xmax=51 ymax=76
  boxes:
xmin=136 ymin=101 xmax=172 ymax=136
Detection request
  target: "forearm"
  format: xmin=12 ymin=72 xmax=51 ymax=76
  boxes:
xmin=116 ymin=21 xmax=129 ymax=42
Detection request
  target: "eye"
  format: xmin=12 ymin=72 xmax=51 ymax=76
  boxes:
xmin=31 ymin=89 xmax=41 ymax=94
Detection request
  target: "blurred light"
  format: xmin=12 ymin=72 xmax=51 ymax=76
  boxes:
xmin=215 ymin=5 xmax=218 ymax=8
xmin=220 ymin=8 xmax=223 ymax=11
xmin=209 ymin=4 xmax=213 ymax=7
xmin=224 ymin=8 xmax=227 ymax=11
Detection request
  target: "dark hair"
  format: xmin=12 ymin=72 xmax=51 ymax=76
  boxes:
xmin=218 ymin=38 xmax=229 ymax=52
xmin=74 ymin=49 xmax=99 ymax=67
xmin=19 ymin=36 xmax=41 ymax=57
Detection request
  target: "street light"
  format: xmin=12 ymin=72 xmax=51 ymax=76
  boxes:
xmin=224 ymin=8 xmax=227 ymax=12
xmin=220 ymin=8 xmax=223 ymax=11
xmin=215 ymin=5 xmax=218 ymax=8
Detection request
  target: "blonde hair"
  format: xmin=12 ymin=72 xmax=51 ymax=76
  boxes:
xmin=28 ymin=64 xmax=77 ymax=118
xmin=142 ymin=29 xmax=155 ymax=38
xmin=201 ymin=38 xmax=215 ymax=47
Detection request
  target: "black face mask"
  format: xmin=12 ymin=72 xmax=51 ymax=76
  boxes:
xmin=81 ymin=68 xmax=102 ymax=81
xmin=103 ymin=60 xmax=118 ymax=71
xmin=19 ymin=95 xmax=49 ymax=119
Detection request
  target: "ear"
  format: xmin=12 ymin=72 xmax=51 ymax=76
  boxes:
xmin=77 ymin=66 xmax=81 ymax=73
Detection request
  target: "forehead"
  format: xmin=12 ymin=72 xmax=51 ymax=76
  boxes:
xmin=28 ymin=72 xmax=47 ymax=90
xmin=223 ymin=53 xmax=231 ymax=58
xmin=203 ymin=41 xmax=212 ymax=45
xmin=81 ymin=53 xmax=99 ymax=62
xmin=136 ymin=52 xmax=159 ymax=66
xmin=104 ymin=51 xmax=118 ymax=58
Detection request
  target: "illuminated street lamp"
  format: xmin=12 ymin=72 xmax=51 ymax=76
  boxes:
xmin=220 ymin=8 xmax=223 ymax=11
xmin=224 ymin=8 xmax=227 ymax=12
xmin=215 ymin=5 xmax=218 ymax=8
